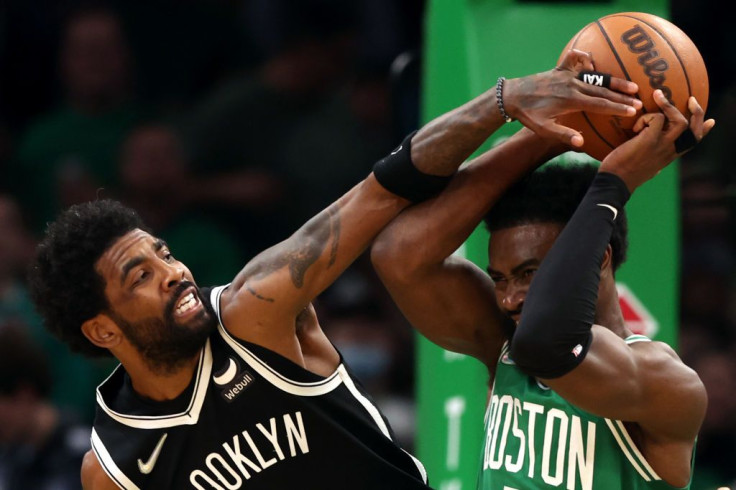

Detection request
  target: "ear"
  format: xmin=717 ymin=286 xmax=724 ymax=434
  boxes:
xmin=81 ymin=314 xmax=122 ymax=350
xmin=600 ymin=244 xmax=614 ymax=277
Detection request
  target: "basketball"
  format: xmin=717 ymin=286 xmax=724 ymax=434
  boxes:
xmin=557 ymin=12 xmax=709 ymax=161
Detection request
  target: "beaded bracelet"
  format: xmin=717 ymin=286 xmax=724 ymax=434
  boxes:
xmin=495 ymin=77 xmax=514 ymax=123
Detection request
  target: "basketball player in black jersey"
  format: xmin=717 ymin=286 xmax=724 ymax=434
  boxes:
xmin=27 ymin=51 xmax=642 ymax=489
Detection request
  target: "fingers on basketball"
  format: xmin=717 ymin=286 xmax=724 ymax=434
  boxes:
xmin=556 ymin=12 xmax=709 ymax=161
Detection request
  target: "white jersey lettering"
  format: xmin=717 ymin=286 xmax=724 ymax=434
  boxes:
xmin=206 ymin=453 xmax=242 ymax=489
xmin=483 ymin=396 xmax=597 ymax=489
xmin=190 ymin=411 xmax=310 ymax=488
xmin=284 ymin=412 xmax=310 ymax=456
xmin=542 ymin=408 xmax=568 ymax=486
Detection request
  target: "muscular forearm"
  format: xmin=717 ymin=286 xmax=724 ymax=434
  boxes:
xmin=408 ymin=49 xmax=641 ymax=178
xmin=375 ymin=129 xmax=563 ymax=266
xmin=371 ymin=130 xmax=560 ymax=363
xmin=410 ymin=89 xmax=506 ymax=176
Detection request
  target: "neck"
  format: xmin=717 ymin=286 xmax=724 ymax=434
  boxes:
xmin=124 ymin=351 xmax=201 ymax=402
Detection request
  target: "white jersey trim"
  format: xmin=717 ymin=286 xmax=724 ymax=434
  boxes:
xmin=210 ymin=285 xmax=434 ymax=480
xmin=337 ymin=362 xmax=428 ymax=482
xmin=211 ymin=285 xmax=346 ymax=396
xmin=339 ymin=366 xmax=392 ymax=438
xmin=625 ymin=334 xmax=652 ymax=345
xmin=605 ymin=419 xmax=662 ymax=481
xmin=404 ymin=448 xmax=429 ymax=484
xmin=91 ymin=429 xmax=140 ymax=490
xmin=94 ymin=339 xmax=213 ymax=429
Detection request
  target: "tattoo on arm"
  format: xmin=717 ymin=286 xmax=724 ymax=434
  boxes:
xmin=289 ymin=204 xmax=340 ymax=287
xmin=243 ymin=204 xmax=342 ymax=293
xmin=327 ymin=205 xmax=340 ymax=267
xmin=245 ymin=284 xmax=274 ymax=303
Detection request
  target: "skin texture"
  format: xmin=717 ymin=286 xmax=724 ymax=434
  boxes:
xmin=76 ymin=50 xmax=643 ymax=488
xmin=372 ymin=93 xmax=714 ymax=486
xmin=486 ymin=224 xmax=563 ymax=326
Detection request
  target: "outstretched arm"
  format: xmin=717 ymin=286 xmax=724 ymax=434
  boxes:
xmin=221 ymin=50 xmax=641 ymax=358
xmin=372 ymin=128 xmax=564 ymax=366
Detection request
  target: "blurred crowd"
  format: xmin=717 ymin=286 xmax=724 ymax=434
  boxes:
xmin=671 ymin=0 xmax=736 ymax=487
xmin=0 ymin=0 xmax=733 ymax=489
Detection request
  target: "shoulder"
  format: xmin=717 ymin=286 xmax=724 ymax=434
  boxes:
xmin=630 ymin=339 xmax=703 ymax=393
xmin=630 ymin=338 xmax=696 ymax=379
xmin=630 ymin=339 xmax=707 ymax=439
xmin=81 ymin=450 xmax=119 ymax=490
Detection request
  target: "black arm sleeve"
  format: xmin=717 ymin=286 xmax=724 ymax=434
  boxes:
xmin=509 ymin=172 xmax=630 ymax=379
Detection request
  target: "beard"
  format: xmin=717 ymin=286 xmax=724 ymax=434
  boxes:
xmin=111 ymin=282 xmax=217 ymax=374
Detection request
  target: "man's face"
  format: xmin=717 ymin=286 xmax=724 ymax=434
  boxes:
xmin=487 ymin=223 xmax=563 ymax=326
xmin=96 ymin=229 xmax=216 ymax=372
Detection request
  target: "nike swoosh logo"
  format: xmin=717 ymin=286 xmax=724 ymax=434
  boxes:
xmin=390 ymin=145 xmax=402 ymax=155
xmin=597 ymin=203 xmax=618 ymax=221
xmin=138 ymin=433 xmax=168 ymax=474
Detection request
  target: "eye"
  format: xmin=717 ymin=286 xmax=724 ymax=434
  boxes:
xmin=163 ymin=251 xmax=174 ymax=262
xmin=132 ymin=270 xmax=149 ymax=286
xmin=490 ymin=275 xmax=507 ymax=288
xmin=521 ymin=268 xmax=537 ymax=281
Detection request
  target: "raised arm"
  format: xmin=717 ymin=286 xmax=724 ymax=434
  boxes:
xmin=370 ymin=52 xmax=641 ymax=367
xmin=510 ymin=90 xmax=715 ymax=436
xmin=372 ymin=128 xmax=564 ymax=365
xmin=221 ymin=50 xmax=641 ymax=353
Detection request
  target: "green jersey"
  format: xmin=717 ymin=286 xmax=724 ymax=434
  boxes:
xmin=478 ymin=336 xmax=692 ymax=490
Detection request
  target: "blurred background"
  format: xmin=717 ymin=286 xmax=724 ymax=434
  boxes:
xmin=0 ymin=1 xmax=733 ymax=489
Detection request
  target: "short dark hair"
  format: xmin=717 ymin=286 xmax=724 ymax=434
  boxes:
xmin=27 ymin=200 xmax=147 ymax=357
xmin=484 ymin=162 xmax=629 ymax=271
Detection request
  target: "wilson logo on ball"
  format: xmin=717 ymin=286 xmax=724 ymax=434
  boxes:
xmin=555 ymin=11 xmax=709 ymax=161
xmin=621 ymin=25 xmax=672 ymax=101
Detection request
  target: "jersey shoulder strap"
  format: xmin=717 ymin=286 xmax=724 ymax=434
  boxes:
xmin=625 ymin=334 xmax=652 ymax=345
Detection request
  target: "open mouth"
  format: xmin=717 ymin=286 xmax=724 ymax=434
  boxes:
xmin=174 ymin=287 xmax=202 ymax=317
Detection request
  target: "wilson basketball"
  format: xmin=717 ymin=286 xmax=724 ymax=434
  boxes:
xmin=557 ymin=12 xmax=709 ymax=161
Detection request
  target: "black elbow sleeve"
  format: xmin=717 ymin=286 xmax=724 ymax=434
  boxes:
xmin=510 ymin=326 xmax=593 ymax=379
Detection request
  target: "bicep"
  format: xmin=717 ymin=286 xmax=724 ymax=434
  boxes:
xmin=377 ymin=255 xmax=507 ymax=363
xmin=543 ymin=326 xmax=706 ymax=437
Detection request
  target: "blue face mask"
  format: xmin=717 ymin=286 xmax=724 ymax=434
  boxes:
xmin=339 ymin=344 xmax=392 ymax=381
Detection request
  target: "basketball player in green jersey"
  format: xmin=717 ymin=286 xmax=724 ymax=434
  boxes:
xmin=372 ymin=87 xmax=714 ymax=489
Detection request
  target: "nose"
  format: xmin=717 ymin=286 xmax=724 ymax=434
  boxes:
xmin=501 ymin=283 xmax=527 ymax=312
xmin=162 ymin=262 xmax=185 ymax=291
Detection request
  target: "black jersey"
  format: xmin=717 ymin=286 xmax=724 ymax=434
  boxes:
xmin=91 ymin=285 xmax=429 ymax=489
